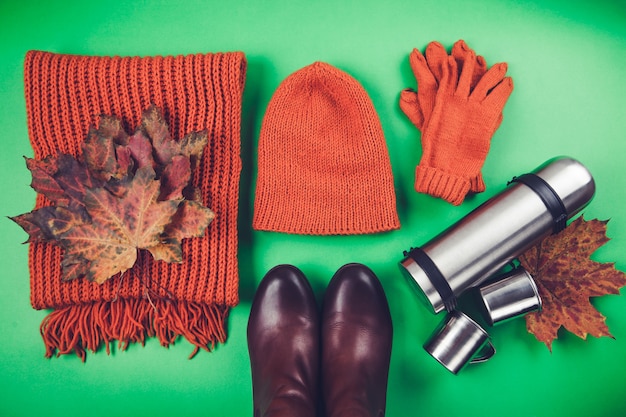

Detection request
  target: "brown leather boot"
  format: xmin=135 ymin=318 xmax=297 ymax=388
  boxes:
xmin=247 ymin=265 xmax=320 ymax=417
xmin=321 ymin=263 xmax=393 ymax=417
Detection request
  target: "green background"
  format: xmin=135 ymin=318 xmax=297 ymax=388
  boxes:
xmin=1 ymin=0 xmax=625 ymax=416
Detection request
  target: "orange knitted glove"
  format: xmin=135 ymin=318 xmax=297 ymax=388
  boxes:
xmin=414 ymin=50 xmax=513 ymax=205
xmin=400 ymin=40 xmax=513 ymax=204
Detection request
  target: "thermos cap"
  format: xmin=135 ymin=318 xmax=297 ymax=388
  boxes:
xmin=531 ymin=156 xmax=595 ymax=222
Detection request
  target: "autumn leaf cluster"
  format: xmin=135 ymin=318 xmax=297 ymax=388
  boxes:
xmin=12 ymin=105 xmax=215 ymax=284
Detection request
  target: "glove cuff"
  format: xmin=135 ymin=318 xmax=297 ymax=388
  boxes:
xmin=469 ymin=173 xmax=486 ymax=193
xmin=414 ymin=165 xmax=471 ymax=206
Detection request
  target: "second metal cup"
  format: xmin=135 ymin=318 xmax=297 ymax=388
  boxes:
xmin=478 ymin=267 xmax=542 ymax=326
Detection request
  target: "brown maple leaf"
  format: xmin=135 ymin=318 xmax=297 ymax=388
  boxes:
xmin=519 ymin=216 xmax=626 ymax=351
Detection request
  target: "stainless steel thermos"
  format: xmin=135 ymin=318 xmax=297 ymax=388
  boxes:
xmin=400 ymin=157 xmax=595 ymax=314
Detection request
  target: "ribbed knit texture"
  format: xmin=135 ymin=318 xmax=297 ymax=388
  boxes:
xmin=253 ymin=62 xmax=400 ymax=235
xmin=23 ymin=50 xmax=246 ymax=359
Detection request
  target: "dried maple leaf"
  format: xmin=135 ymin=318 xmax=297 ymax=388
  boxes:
xmin=149 ymin=200 xmax=216 ymax=263
xmin=26 ymin=154 xmax=103 ymax=217
xmin=11 ymin=105 xmax=214 ymax=284
xmin=60 ymin=167 xmax=179 ymax=283
xmin=82 ymin=115 xmax=130 ymax=181
xmin=519 ymin=216 xmax=626 ymax=351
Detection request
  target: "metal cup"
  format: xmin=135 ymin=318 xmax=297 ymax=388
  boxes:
xmin=478 ymin=267 xmax=542 ymax=326
xmin=423 ymin=310 xmax=495 ymax=375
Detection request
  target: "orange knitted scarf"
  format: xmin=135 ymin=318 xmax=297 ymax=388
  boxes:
xmin=23 ymin=50 xmax=246 ymax=359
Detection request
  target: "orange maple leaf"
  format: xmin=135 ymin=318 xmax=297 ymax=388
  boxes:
xmin=60 ymin=167 xmax=179 ymax=284
xmin=519 ymin=216 xmax=626 ymax=351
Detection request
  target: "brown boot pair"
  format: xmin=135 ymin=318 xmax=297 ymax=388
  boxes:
xmin=247 ymin=263 xmax=393 ymax=417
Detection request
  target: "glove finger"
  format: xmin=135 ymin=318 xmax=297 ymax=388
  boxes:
xmin=425 ymin=41 xmax=448 ymax=82
xmin=408 ymin=48 xmax=438 ymax=125
xmin=471 ymin=62 xmax=508 ymax=101
xmin=451 ymin=39 xmax=468 ymax=57
xmin=451 ymin=39 xmax=471 ymax=70
xmin=473 ymin=55 xmax=488 ymax=89
xmin=441 ymin=55 xmax=458 ymax=92
xmin=399 ymin=89 xmax=425 ymax=129
xmin=483 ymin=76 xmax=514 ymax=109
xmin=456 ymin=47 xmax=476 ymax=97
xmin=409 ymin=48 xmax=437 ymax=89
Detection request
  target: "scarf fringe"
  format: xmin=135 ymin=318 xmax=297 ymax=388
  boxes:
xmin=40 ymin=298 xmax=229 ymax=361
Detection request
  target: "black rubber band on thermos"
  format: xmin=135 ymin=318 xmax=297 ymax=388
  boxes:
xmin=508 ymin=173 xmax=568 ymax=233
xmin=404 ymin=247 xmax=457 ymax=312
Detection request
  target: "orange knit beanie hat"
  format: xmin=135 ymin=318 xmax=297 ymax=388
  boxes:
xmin=22 ymin=50 xmax=246 ymax=359
xmin=253 ymin=62 xmax=400 ymax=235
